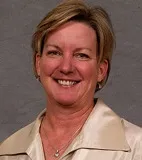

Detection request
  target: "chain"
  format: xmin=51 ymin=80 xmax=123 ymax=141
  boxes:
xmin=42 ymin=105 xmax=93 ymax=158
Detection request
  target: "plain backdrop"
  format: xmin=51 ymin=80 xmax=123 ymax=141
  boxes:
xmin=0 ymin=0 xmax=142 ymax=142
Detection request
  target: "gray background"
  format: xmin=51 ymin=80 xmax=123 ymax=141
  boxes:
xmin=0 ymin=0 xmax=142 ymax=142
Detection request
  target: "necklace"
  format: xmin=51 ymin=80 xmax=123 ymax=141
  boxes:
xmin=42 ymin=105 xmax=93 ymax=158
xmin=42 ymin=124 xmax=83 ymax=158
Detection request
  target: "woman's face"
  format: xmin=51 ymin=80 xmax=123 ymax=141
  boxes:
xmin=36 ymin=21 xmax=108 ymax=106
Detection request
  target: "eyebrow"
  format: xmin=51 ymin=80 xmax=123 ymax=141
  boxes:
xmin=74 ymin=47 xmax=92 ymax=52
xmin=44 ymin=44 xmax=62 ymax=51
xmin=44 ymin=44 xmax=92 ymax=52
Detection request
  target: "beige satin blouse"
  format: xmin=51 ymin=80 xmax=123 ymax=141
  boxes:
xmin=0 ymin=99 xmax=142 ymax=160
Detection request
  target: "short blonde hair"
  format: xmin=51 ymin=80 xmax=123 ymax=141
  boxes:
xmin=32 ymin=0 xmax=115 ymax=91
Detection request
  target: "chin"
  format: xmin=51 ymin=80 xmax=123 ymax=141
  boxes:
xmin=58 ymin=101 xmax=75 ymax=107
xmin=54 ymin=96 xmax=78 ymax=107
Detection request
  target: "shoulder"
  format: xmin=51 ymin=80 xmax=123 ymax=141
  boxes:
xmin=1 ymin=121 xmax=34 ymax=143
xmin=122 ymin=119 xmax=142 ymax=156
xmin=123 ymin=119 xmax=142 ymax=140
xmin=0 ymin=108 xmax=45 ymax=156
xmin=0 ymin=121 xmax=35 ymax=155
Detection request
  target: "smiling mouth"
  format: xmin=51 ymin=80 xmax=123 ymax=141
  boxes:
xmin=56 ymin=79 xmax=79 ymax=87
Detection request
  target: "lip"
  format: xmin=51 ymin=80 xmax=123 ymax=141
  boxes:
xmin=53 ymin=78 xmax=81 ymax=82
xmin=53 ymin=78 xmax=81 ymax=87
xmin=52 ymin=75 xmax=82 ymax=81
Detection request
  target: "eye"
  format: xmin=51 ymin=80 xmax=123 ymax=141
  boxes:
xmin=75 ymin=53 xmax=90 ymax=60
xmin=46 ymin=50 xmax=61 ymax=57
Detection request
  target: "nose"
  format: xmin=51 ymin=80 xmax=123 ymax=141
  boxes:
xmin=59 ymin=55 xmax=74 ymax=74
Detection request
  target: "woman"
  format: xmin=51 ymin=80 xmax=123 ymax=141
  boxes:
xmin=0 ymin=0 xmax=142 ymax=160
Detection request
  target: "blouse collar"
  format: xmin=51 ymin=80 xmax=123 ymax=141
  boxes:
xmin=0 ymin=98 xmax=130 ymax=156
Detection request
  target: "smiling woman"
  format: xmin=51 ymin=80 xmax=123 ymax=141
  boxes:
xmin=35 ymin=21 xmax=105 ymax=107
xmin=0 ymin=0 xmax=142 ymax=160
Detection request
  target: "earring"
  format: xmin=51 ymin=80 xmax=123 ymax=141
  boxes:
xmin=96 ymin=82 xmax=102 ymax=92
xmin=36 ymin=75 xmax=40 ymax=82
xmin=98 ymin=83 xmax=102 ymax=89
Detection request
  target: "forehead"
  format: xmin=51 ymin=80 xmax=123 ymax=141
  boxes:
xmin=45 ymin=21 xmax=97 ymax=49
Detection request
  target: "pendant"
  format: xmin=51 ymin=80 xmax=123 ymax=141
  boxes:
xmin=54 ymin=150 xmax=60 ymax=158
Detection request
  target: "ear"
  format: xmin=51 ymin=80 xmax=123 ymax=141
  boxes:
xmin=97 ymin=60 xmax=108 ymax=82
xmin=35 ymin=53 xmax=41 ymax=76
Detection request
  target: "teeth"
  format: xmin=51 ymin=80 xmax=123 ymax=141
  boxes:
xmin=58 ymin=80 xmax=76 ymax=86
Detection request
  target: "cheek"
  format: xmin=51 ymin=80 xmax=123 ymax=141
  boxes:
xmin=40 ymin=59 xmax=58 ymax=76
xmin=77 ymin=62 xmax=98 ymax=81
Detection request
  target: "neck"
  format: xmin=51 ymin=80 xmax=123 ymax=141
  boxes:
xmin=41 ymin=98 xmax=95 ymax=134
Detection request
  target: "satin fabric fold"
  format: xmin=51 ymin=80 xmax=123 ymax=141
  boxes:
xmin=0 ymin=99 xmax=142 ymax=160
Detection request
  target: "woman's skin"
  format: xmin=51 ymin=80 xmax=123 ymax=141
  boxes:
xmin=36 ymin=21 xmax=108 ymax=159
